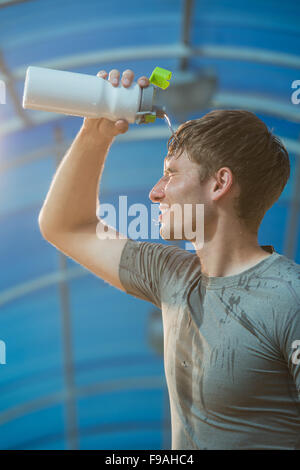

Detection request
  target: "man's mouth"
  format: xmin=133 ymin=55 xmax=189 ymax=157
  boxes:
xmin=159 ymin=205 xmax=170 ymax=221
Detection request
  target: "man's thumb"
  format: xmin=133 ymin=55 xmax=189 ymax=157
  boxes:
xmin=115 ymin=119 xmax=129 ymax=134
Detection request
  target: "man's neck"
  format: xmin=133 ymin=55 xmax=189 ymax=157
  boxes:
xmin=194 ymin=232 xmax=272 ymax=278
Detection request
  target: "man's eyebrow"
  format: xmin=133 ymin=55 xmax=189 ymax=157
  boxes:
xmin=164 ymin=166 xmax=177 ymax=175
xmin=163 ymin=155 xmax=178 ymax=174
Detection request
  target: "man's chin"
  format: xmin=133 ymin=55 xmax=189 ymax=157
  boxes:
xmin=160 ymin=224 xmax=184 ymax=242
xmin=159 ymin=224 xmax=200 ymax=246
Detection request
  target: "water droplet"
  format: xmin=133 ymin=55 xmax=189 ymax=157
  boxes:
xmin=163 ymin=112 xmax=176 ymax=135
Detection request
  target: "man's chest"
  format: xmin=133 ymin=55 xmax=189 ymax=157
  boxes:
xmin=161 ymin=297 xmax=287 ymax=414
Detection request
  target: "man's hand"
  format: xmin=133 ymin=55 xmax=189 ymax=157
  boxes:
xmin=82 ymin=68 xmax=150 ymax=139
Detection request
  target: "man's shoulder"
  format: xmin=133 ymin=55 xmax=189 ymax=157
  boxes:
xmin=120 ymin=239 xmax=200 ymax=278
xmin=271 ymin=253 xmax=300 ymax=279
xmin=265 ymin=252 xmax=300 ymax=306
xmin=118 ymin=239 xmax=200 ymax=305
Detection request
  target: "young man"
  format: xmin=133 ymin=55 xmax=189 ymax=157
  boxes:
xmin=39 ymin=68 xmax=300 ymax=450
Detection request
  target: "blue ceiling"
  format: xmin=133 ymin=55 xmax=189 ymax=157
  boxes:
xmin=0 ymin=0 xmax=299 ymax=450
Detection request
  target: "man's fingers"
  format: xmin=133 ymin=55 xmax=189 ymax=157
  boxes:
xmin=108 ymin=69 xmax=120 ymax=87
xmin=93 ymin=68 xmax=142 ymax=136
xmin=138 ymin=76 xmax=150 ymax=88
xmin=121 ymin=69 xmax=135 ymax=87
xmin=115 ymin=119 xmax=129 ymax=134
xmin=96 ymin=69 xmax=149 ymax=90
xmin=97 ymin=70 xmax=108 ymax=78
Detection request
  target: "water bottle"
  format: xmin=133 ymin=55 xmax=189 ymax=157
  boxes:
xmin=22 ymin=65 xmax=172 ymax=124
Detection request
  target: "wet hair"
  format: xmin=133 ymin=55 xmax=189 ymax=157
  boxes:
xmin=167 ymin=109 xmax=290 ymax=232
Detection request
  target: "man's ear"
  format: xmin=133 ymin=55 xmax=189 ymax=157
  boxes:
xmin=211 ymin=167 xmax=234 ymax=202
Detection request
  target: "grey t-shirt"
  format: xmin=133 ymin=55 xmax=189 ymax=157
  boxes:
xmin=119 ymin=239 xmax=300 ymax=450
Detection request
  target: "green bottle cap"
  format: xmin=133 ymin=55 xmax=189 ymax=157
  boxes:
xmin=149 ymin=67 xmax=172 ymax=90
xmin=144 ymin=114 xmax=156 ymax=123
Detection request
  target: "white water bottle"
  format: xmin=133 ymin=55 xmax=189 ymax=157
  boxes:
xmin=22 ymin=66 xmax=172 ymax=124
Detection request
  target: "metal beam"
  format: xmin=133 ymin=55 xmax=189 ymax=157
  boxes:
xmin=1 ymin=43 xmax=300 ymax=83
xmin=1 ymin=126 xmax=300 ymax=178
xmin=0 ymin=0 xmax=33 ymax=8
xmin=0 ymin=266 xmax=86 ymax=308
xmin=180 ymin=0 xmax=194 ymax=71
xmin=211 ymin=91 xmax=300 ymax=124
xmin=0 ymin=49 xmax=32 ymax=127
xmin=53 ymin=125 xmax=79 ymax=451
xmin=0 ymin=375 xmax=166 ymax=427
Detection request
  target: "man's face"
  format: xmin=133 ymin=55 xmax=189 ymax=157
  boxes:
xmin=149 ymin=149 xmax=213 ymax=245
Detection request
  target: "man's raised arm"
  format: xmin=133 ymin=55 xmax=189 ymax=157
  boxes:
xmin=38 ymin=69 xmax=150 ymax=290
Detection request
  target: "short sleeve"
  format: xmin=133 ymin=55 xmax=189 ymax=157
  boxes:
xmin=118 ymin=239 xmax=197 ymax=309
xmin=278 ymin=307 xmax=300 ymax=406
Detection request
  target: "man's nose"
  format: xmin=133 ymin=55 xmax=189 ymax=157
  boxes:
xmin=149 ymin=179 xmax=165 ymax=203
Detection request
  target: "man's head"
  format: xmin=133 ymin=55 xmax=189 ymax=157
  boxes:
xmin=149 ymin=109 xmax=290 ymax=242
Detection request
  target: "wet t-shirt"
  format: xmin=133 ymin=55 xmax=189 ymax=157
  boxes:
xmin=118 ymin=239 xmax=300 ymax=450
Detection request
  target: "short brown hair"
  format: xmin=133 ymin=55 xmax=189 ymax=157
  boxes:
xmin=167 ymin=109 xmax=290 ymax=232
